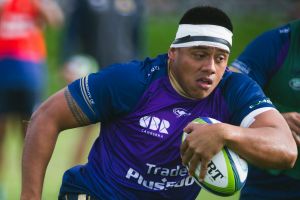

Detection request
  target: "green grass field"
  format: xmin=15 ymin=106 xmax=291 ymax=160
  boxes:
xmin=2 ymin=14 xmax=285 ymax=200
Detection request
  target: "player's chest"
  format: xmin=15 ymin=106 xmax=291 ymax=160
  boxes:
xmin=118 ymin=89 xmax=228 ymax=141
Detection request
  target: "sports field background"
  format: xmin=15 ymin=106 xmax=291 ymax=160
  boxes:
xmin=2 ymin=11 xmax=287 ymax=200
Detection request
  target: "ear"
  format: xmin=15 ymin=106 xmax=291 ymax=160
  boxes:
xmin=168 ymin=48 xmax=177 ymax=60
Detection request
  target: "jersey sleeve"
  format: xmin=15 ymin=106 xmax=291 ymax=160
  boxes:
xmin=67 ymin=61 xmax=146 ymax=123
xmin=230 ymin=25 xmax=289 ymax=87
xmin=222 ymin=72 xmax=275 ymax=126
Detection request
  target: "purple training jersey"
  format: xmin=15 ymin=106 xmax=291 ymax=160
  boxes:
xmin=60 ymin=54 xmax=274 ymax=200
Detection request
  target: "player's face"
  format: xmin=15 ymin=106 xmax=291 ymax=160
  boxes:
xmin=168 ymin=46 xmax=229 ymax=99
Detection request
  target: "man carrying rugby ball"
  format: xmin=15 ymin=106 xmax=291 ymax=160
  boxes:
xmin=21 ymin=6 xmax=297 ymax=200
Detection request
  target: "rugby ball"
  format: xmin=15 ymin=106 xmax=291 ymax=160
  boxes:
xmin=182 ymin=117 xmax=248 ymax=197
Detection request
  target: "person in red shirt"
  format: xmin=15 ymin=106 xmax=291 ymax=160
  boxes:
xmin=0 ymin=0 xmax=63 ymax=198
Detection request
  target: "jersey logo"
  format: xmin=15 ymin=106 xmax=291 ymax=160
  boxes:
xmin=249 ymin=98 xmax=273 ymax=109
xmin=147 ymin=65 xmax=160 ymax=77
xmin=279 ymin=27 xmax=290 ymax=34
xmin=289 ymin=78 xmax=300 ymax=91
xmin=139 ymin=116 xmax=170 ymax=134
xmin=173 ymin=108 xmax=191 ymax=118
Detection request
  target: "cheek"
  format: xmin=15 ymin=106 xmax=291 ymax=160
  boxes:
xmin=212 ymin=67 xmax=226 ymax=86
xmin=216 ymin=66 xmax=226 ymax=77
xmin=174 ymin=60 xmax=194 ymax=76
xmin=180 ymin=67 xmax=195 ymax=84
xmin=179 ymin=60 xmax=196 ymax=74
xmin=216 ymin=72 xmax=224 ymax=80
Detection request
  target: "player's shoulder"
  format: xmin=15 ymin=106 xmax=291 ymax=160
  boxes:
xmin=67 ymin=54 xmax=169 ymax=122
xmin=85 ymin=54 xmax=168 ymax=96
xmin=220 ymin=70 xmax=261 ymax=94
xmin=91 ymin=55 xmax=167 ymax=80
xmin=219 ymin=70 xmax=273 ymax=125
xmin=142 ymin=54 xmax=169 ymax=80
xmin=221 ymin=70 xmax=254 ymax=85
xmin=96 ymin=54 xmax=168 ymax=82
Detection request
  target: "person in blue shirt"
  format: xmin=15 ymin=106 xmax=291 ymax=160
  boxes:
xmin=230 ymin=20 xmax=300 ymax=200
xmin=21 ymin=6 xmax=297 ymax=200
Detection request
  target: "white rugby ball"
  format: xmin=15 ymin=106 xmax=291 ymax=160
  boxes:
xmin=182 ymin=117 xmax=248 ymax=197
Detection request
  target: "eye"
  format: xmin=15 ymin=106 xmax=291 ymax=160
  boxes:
xmin=215 ymin=54 xmax=227 ymax=64
xmin=192 ymin=52 xmax=207 ymax=60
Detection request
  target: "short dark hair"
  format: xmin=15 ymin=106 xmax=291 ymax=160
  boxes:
xmin=179 ymin=6 xmax=233 ymax=32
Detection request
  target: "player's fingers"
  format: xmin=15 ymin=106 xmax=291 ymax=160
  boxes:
xmin=183 ymin=122 xmax=195 ymax=133
xmin=295 ymin=119 xmax=300 ymax=128
xmin=198 ymin=159 xmax=209 ymax=182
xmin=292 ymin=131 xmax=300 ymax=147
xmin=294 ymin=121 xmax=300 ymax=135
xmin=296 ymin=127 xmax=300 ymax=136
xmin=181 ymin=145 xmax=194 ymax=166
xmin=294 ymin=112 xmax=300 ymax=120
xmin=180 ymin=137 xmax=188 ymax=158
xmin=288 ymin=122 xmax=300 ymax=135
xmin=180 ymin=131 xmax=192 ymax=159
xmin=188 ymin=154 xmax=201 ymax=177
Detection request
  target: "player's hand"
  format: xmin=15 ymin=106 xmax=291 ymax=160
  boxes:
xmin=180 ymin=122 xmax=226 ymax=181
xmin=282 ymin=112 xmax=300 ymax=146
xmin=292 ymin=131 xmax=300 ymax=147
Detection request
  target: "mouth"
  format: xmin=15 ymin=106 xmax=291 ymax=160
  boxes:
xmin=196 ymin=77 xmax=213 ymax=90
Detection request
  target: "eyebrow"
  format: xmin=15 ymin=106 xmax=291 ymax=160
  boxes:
xmin=190 ymin=46 xmax=229 ymax=54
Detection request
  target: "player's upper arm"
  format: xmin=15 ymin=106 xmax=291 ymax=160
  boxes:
xmin=221 ymin=72 xmax=275 ymax=126
xmin=31 ymin=87 xmax=91 ymax=131
xmin=68 ymin=60 xmax=150 ymax=123
xmin=247 ymin=108 xmax=286 ymax=129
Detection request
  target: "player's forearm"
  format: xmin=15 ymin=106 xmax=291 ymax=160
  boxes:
xmin=21 ymin=112 xmax=60 ymax=200
xmin=224 ymin=124 xmax=297 ymax=169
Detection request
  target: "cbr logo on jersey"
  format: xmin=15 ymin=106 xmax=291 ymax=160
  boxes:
xmin=139 ymin=116 xmax=170 ymax=138
xmin=173 ymin=108 xmax=191 ymax=118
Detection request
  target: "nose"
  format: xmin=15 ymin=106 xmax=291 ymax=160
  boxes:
xmin=202 ymin=56 xmax=216 ymax=74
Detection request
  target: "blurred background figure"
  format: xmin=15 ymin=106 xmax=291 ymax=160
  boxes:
xmin=61 ymin=54 xmax=98 ymax=164
xmin=59 ymin=0 xmax=146 ymax=164
xmin=0 ymin=0 xmax=63 ymax=198
xmin=286 ymin=0 xmax=300 ymax=21
xmin=230 ymin=19 xmax=300 ymax=200
xmin=60 ymin=0 xmax=145 ymax=69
